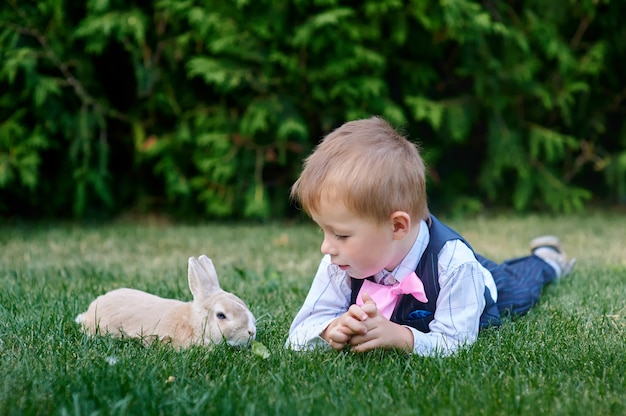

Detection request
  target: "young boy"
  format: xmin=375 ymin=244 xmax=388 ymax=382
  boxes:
xmin=285 ymin=116 xmax=576 ymax=356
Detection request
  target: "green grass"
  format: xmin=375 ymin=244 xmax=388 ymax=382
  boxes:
xmin=1 ymin=212 xmax=625 ymax=415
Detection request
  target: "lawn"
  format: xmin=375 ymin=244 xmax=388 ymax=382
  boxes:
xmin=1 ymin=212 xmax=625 ymax=415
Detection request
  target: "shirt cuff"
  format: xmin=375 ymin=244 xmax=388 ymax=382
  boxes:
xmin=285 ymin=321 xmax=334 ymax=350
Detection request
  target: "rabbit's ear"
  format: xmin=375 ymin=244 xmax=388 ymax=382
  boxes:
xmin=188 ymin=255 xmax=221 ymax=301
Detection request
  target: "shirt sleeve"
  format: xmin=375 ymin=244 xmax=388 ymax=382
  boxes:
xmin=285 ymin=254 xmax=352 ymax=350
xmin=408 ymin=239 xmax=491 ymax=356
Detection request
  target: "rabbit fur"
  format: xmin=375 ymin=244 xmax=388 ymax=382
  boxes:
xmin=75 ymin=255 xmax=256 ymax=348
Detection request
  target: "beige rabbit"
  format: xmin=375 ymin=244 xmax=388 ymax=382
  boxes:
xmin=75 ymin=255 xmax=256 ymax=348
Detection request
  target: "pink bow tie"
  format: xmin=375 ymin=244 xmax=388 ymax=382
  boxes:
xmin=356 ymin=272 xmax=428 ymax=319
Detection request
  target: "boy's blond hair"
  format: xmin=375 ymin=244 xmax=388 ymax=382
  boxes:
xmin=291 ymin=116 xmax=429 ymax=223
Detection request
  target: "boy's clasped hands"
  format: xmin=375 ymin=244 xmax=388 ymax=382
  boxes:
xmin=321 ymin=292 xmax=415 ymax=353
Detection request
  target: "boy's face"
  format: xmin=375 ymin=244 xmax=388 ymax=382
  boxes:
xmin=310 ymin=199 xmax=402 ymax=279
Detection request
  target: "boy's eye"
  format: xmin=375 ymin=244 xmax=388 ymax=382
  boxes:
xmin=335 ymin=234 xmax=348 ymax=240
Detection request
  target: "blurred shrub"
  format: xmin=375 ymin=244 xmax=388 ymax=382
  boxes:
xmin=0 ymin=0 xmax=624 ymax=220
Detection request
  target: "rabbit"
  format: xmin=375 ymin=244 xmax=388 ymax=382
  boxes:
xmin=75 ymin=255 xmax=256 ymax=349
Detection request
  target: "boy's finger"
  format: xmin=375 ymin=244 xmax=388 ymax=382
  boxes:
xmin=327 ymin=337 xmax=347 ymax=350
xmin=350 ymin=338 xmax=380 ymax=353
xmin=347 ymin=304 xmax=368 ymax=321
xmin=360 ymin=292 xmax=379 ymax=317
xmin=328 ymin=327 xmax=351 ymax=344
xmin=338 ymin=316 xmax=368 ymax=335
xmin=361 ymin=291 xmax=376 ymax=305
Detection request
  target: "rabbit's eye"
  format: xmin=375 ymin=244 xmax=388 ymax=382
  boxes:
xmin=216 ymin=312 xmax=226 ymax=320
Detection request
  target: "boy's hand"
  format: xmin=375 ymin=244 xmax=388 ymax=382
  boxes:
xmin=322 ymin=305 xmax=368 ymax=350
xmin=348 ymin=292 xmax=415 ymax=353
xmin=321 ymin=292 xmax=377 ymax=350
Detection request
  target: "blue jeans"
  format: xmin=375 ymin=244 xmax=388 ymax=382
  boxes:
xmin=477 ymin=254 xmax=558 ymax=316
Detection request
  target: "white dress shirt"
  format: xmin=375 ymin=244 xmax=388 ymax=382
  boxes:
xmin=286 ymin=220 xmax=498 ymax=356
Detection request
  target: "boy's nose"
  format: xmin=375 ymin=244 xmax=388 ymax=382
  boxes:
xmin=320 ymin=236 xmax=337 ymax=256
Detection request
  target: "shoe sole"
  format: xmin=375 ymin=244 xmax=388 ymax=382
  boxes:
xmin=530 ymin=235 xmax=563 ymax=253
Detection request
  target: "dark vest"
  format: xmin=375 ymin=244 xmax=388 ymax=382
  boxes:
xmin=350 ymin=215 xmax=501 ymax=333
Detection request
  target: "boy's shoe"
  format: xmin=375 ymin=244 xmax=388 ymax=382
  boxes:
xmin=530 ymin=235 xmax=576 ymax=278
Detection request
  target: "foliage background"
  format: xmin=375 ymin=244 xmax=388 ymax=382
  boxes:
xmin=1 ymin=0 xmax=625 ymax=221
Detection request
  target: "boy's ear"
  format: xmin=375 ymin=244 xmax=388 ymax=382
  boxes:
xmin=389 ymin=211 xmax=411 ymax=239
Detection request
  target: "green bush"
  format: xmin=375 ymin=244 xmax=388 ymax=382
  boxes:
xmin=1 ymin=0 xmax=624 ymax=220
